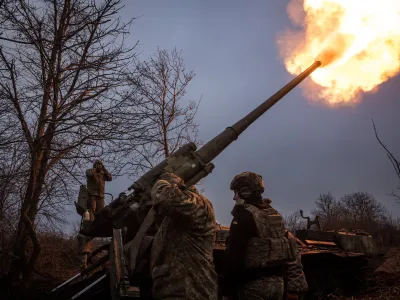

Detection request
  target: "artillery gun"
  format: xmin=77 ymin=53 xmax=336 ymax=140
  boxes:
xmin=50 ymin=61 xmax=321 ymax=300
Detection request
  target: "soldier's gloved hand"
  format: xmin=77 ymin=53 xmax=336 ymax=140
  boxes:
xmin=188 ymin=185 xmax=200 ymax=194
xmin=158 ymin=172 xmax=185 ymax=186
xmin=264 ymin=198 xmax=272 ymax=204
xmin=286 ymin=293 xmax=299 ymax=300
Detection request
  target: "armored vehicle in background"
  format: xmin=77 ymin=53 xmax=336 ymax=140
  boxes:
xmin=295 ymin=228 xmax=382 ymax=299
xmin=213 ymin=224 xmax=383 ymax=300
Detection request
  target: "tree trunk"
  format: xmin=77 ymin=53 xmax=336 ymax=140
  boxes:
xmin=10 ymin=151 xmax=46 ymax=283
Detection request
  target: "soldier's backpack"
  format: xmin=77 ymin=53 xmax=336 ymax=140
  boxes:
xmin=75 ymin=184 xmax=89 ymax=216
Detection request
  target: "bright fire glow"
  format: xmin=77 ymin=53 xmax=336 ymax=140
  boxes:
xmin=277 ymin=0 xmax=400 ymax=105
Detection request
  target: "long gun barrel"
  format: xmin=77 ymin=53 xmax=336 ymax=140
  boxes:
xmin=196 ymin=61 xmax=321 ymax=164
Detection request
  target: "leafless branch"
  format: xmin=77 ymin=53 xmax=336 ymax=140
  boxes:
xmin=126 ymin=47 xmax=202 ymax=171
xmin=373 ymin=119 xmax=400 ymax=202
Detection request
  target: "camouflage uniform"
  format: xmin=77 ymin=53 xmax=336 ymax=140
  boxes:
xmin=286 ymin=231 xmax=308 ymax=296
xmin=241 ymin=276 xmax=284 ymax=300
xmin=79 ymin=160 xmax=111 ymax=269
xmin=222 ymin=171 xmax=308 ymax=300
xmin=150 ymin=172 xmax=218 ymax=300
xmin=86 ymin=160 xmax=112 ymax=216
xmin=77 ymin=234 xmax=93 ymax=269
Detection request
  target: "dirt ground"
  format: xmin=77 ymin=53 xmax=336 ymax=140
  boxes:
xmin=1 ymin=278 xmax=399 ymax=300
xmin=0 ymin=243 xmax=398 ymax=300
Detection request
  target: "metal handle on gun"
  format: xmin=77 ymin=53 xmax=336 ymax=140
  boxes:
xmin=51 ymin=255 xmax=109 ymax=294
xmin=68 ymin=274 xmax=108 ymax=300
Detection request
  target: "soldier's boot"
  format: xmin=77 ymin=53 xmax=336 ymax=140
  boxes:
xmin=97 ymin=260 xmax=108 ymax=272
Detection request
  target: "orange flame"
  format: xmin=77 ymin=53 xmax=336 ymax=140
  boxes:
xmin=277 ymin=0 xmax=400 ymax=105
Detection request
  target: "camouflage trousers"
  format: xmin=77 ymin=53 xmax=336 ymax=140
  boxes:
xmin=87 ymin=195 xmax=104 ymax=217
xmin=77 ymin=234 xmax=94 ymax=269
xmin=238 ymin=276 xmax=284 ymax=300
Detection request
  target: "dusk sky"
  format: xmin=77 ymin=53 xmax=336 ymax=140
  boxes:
xmin=68 ymin=0 xmax=400 ymax=229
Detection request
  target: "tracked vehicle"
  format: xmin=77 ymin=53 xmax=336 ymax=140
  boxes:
xmin=214 ymin=224 xmax=383 ymax=300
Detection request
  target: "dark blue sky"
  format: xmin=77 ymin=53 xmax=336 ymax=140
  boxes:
xmin=68 ymin=0 xmax=400 ymax=230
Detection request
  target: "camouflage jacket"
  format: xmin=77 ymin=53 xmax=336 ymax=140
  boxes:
xmin=86 ymin=167 xmax=112 ymax=197
xmin=150 ymin=173 xmax=218 ymax=300
xmin=286 ymin=231 xmax=308 ymax=294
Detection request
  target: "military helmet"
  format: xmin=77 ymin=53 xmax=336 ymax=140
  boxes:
xmin=93 ymin=160 xmax=103 ymax=170
xmin=230 ymin=171 xmax=264 ymax=193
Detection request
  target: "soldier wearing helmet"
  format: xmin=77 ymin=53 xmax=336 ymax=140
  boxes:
xmin=221 ymin=171 xmax=308 ymax=300
xmin=230 ymin=171 xmax=265 ymax=204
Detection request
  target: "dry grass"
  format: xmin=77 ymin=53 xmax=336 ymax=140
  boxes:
xmin=32 ymin=232 xmax=82 ymax=281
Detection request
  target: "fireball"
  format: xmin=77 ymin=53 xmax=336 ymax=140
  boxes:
xmin=277 ymin=0 xmax=400 ymax=105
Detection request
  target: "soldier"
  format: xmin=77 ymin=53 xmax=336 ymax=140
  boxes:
xmin=221 ymin=171 xmax=308 ymax=300
xmin=150 ymin=171 xmax=218 ymax=300
xmin=86 ymin=159 xmax=112 ymax=218
xmin=78 ymin=160 xmax=112 ymax=270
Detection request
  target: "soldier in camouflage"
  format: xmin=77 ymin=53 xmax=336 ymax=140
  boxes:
xmin=221 ymin=171 xmax=308 ymax=300
xmin=78 ymin=160 xmax=112 ymax=270
xmin=150 ymin=171 xmax=218 ymax=300
xmin=86 ymin=160 xmax=112 ymax=217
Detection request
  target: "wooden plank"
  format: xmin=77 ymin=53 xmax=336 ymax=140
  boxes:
xmin=305 ymin=239 xmax=337 ymax=246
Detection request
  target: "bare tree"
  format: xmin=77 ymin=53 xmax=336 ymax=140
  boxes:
xmin=309 ymin=191 xmax=400 ymax=246
xmin=311 ymin=192 xmax=386 ymax=231
xmin=373 ymin=120 xmax=400 ymax=202
xmin=340 ymin=192 xmax=387 ymax=229
xmin=128 ymin=48 xmax=201 ymax=170
xmin=0 ymin=0 xmax=150 ymax=281
xmin=0 ymin=143 xmax=28 ymax=277
xmin=0 ymin=144 xmax=27 ymax=225
xmin=311 ymin=192 xmax=341 ymax=226
xmin=283 ymin=210 xmax=306 ymax=234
